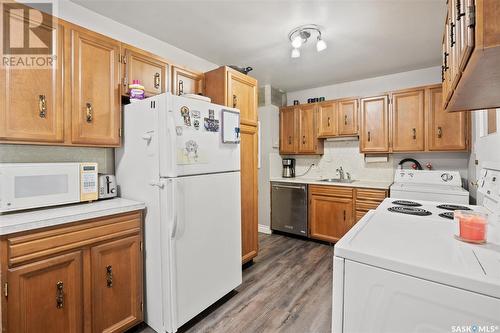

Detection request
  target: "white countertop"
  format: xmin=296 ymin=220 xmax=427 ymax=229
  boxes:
xmin=270 ymin=177 xmax=393 ymax=190
xmin=0 ymin=198 xmax=145 ymax=236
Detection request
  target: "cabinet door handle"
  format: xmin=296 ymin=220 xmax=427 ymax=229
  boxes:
xmin=154 ymin=73 xmax=160 ymax=89
xmin=456 ymin=0 xmax=465 ymax=20
xmin=437 ymin=126 xmax=443 ymax=138
xmin=344 ymin=114 xmax=348 ymax=125
xmin=327 ymin=117 xmax=331 ymax=127
xmin=302 ymin=135 xmax=306 ymax=145
xmin=288 ymin=136 xmax=292 ymax=144
xmin=106 ymin=265 xmax=113 ymax=288
xmin=412 ymin=128 xmax=416 ymax=140
xmin=367 ymin=131 xmax=371 ymax=142
xmin=178 ymin=79 xmax=184 ymax=95
xmin=450 ymin=22 xmax=456 ymax=47
xmin=56 ymin=281 xmax=64 ymax=309
xmin=86 ymin=102 xmax=93 ymax=123
xmin=233 ymin=94 xmax=237 ymax=108
xmin=38 ymin=94 xmax=47 ymax=118
xmin=343 ymin=210 xmax=346 ymax=221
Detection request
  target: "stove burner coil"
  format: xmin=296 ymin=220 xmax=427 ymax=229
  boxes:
xmin=387 ymin=206 xmax=432 ymax=216
xmin=439 ymin=212 xmax=455 ymax=220
xmin=436 ymin=204 xmax=471 ymax=211
xmin=391 ymin=200 xmax=422 ymax=207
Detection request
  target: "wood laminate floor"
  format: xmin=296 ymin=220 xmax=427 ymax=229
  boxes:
xmin=133 ymin=233 xmax=334 ymax=333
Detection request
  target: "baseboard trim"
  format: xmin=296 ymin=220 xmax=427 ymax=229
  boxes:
xmin=258 ymin=224 xmax=272 ymax=234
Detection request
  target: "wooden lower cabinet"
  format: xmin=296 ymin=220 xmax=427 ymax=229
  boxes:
xmin=309 ymin=185 xmax=388 ymax=242
xmin=91 ymin=235 xmax=142 ymax=333
xmin=309 ymin=186 xmax=354 ymax=242
xmin=240 ymin=124 xmax=259 ymax=264
xmin=1 ymin=211 xmax=144 ymax=333
xmin=7 ymin=251 xmax=83 ymax=333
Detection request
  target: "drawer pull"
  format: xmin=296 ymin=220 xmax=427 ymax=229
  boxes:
xmin=367 ymin=131 xmax=371 ymax=142
xmin=106 ymin=265 xmax=113 ymax=288
xmin=154 ymin=73 xmax=160 ymax=89
xmin=412 ymin=128 xmax=416 ymax=140
xmin=302 ymin=135 xmax=306 ymax=144
xmin=437 ymin=126 xmax=443 ymax=138
xmin=38 ymin=95 xmax=47 ymax=118
xmin=178 ymin=79 xmax=184 ymax=95
xmin=344 ymin=114 xmax=348 ymax=125
xmin=288 ymin=136 xmax=292 ymax=144
xmin=86 ymin=102 xmax=93 ymax=123
xmin=233 ymin=94 xmax=237 ymax=108
xmin=56 ymin=281 xmax=64 ymax=309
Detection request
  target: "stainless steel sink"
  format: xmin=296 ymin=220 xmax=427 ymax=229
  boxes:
xmin=320 ymin=178 xmax=355 ymax=184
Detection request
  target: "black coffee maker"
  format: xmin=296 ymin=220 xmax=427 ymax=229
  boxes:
xmin=282 ymin=158 xmax=296 ymax=178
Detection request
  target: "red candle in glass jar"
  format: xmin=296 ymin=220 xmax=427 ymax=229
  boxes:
xmin=454 ymin=210 xmax=488 ymax=244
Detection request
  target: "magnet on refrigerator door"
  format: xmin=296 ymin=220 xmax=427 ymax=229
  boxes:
xmin=181 ymin=106 xmax=191 ymax=126
xmin=204 ymin=109 xmax=220 ymax=132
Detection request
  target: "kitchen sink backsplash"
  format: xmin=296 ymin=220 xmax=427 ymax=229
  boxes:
xmin=272 ymin=140 xmax=470 ymax=183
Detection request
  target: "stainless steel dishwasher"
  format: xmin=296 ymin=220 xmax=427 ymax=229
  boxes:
xmin=271 ymin=182 xmax=308 ymax=236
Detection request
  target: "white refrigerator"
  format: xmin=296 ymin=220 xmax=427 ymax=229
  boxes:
xmin=115 ymin=93 xmax=242 ymax=333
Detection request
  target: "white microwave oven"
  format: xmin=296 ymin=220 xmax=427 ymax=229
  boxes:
xmin=0 ymin=163 xmax=98 ymax=213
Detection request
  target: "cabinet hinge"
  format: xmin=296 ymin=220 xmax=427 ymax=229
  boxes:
xmin=3 ymin=282 xmax=7 ymax=297
xmin=141 ymin=302 xmax=143 ymax=311
xmin=140 ymin=241 xmax=143 ymax=251
xmin=468 ymin=5 xmax=475 ymax=28
xmin=119 ymin=128 xmax=122 ymax=137
xmin=122 ymin=55 xmax=127 ymax=64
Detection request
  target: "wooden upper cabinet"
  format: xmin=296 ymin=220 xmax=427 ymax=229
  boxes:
xmin=428 ymin=86 xmax=468 ymax=151
xmin=298 ymin=104 xmax=322 ymax=154
xmin=240 ymin=124 xmax=259 ymax=264
xmin=444 ymin=0 xmax=500 ymax=112
xmin=0 ymin=6 xmax=64 ymax=143
xmin=7 ymin=251 xmax=83 ymax=333
xmin=123 ymin=46 xmax=168 ymax=97
xmin=391 ymin=89 xmax=425 ymax=152
xmin=279 ymin=106 xmax=298 ymax=154
xmin=70 ymin=26 xmax=121 ymax=146
xmin=317 ymin=101 xmax=338 ymax=137
xmin=228 ymin=71 xmax=258 ymax=126
xmin=360 ymin=95 xmax=389 ymax=153
xmin=171 ymin=65 xmax=204 ymax=96
xmin=204 ymin=66 xmax=258 ymax=126
xmin=338 ymin=99 xmax=358 ymax=136
xmin=91 ymin=235 xmax=143 ymax=333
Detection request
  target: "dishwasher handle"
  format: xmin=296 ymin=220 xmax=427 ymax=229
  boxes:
xmin=272 ymin=184 xmax=306 ymax=191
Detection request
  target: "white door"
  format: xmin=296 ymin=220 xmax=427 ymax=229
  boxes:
xmin=162 ymin=171 xmax=242 ymax=329
xmin=159 ymin=94 xmax=240 ymax=178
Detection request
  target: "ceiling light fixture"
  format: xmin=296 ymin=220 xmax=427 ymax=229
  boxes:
xmin=291 ymin=48 xmax=301 ymax=58
xmin=288 ymin=24 xmax=327 ymax=58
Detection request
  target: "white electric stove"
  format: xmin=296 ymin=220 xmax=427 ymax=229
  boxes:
xmin=390 ymin=169 xmax=469 ymax=204
xmin=333 ymin=163 xmax=500 ymax=333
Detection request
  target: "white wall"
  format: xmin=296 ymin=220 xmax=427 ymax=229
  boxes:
xmin=257 ymin=86 xmax=280 ymax=231
xmin=287 ymin=66 xmax=441 ymax=105
xmin=468 ymin=109 xmax=500 ymax=204
xmin=1 ymin=1 xmax=218 ymax=172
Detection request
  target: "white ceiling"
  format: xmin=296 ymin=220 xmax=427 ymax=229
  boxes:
xmin=71 ymin=0 xmax=446 ymax=92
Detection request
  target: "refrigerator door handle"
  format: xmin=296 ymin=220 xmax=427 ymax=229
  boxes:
xmin=169 ymin=180 xmax=178 ymax=239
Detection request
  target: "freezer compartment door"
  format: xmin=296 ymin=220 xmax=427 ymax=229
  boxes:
xmin=159 ymin=94 xmax=240 ymax=177
xmin=166 ymin=172 xmax=242 ymax=329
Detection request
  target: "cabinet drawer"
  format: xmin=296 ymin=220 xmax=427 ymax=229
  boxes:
xmin=355 ymin=200 xmax=381 ymax=211
xmin=7 ymin=211 xmax=142 ymax=266
xmin=356 ymin=210 xmax=367 ymax=222
xmin=355 ymin=188 xmax=387 ymax=201
xmin=309 ymin=185 xmax=353 ymax=198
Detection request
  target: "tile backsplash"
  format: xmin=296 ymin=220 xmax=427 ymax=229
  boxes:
xmin=0 ymin=144 xmax=115 ymax=174
xmin=272 ymin=139 xmax=470 ymax=186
